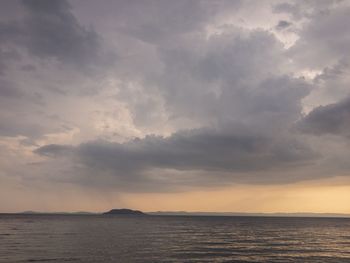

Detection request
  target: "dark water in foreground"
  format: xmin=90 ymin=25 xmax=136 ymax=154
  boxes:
xmin=1 ymin=215 xmax=350 ymax=262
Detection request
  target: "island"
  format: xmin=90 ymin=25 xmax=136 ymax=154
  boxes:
xmin=103 ymin=208 xmax=146 ymax=215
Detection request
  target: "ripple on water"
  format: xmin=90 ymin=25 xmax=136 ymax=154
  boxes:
xmin=1 ymin=215 xmax=350 ymax=262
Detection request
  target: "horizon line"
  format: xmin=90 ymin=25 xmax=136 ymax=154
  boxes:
xmin=1 ymin=210 xmax=350 ymax=218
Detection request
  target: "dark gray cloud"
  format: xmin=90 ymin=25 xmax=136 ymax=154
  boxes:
xmin=35 ymin=125 xmax=317 ymax=189
xmin=275 ymin=20 xmax=292 ymax=30
xmin=98 ymin=0 xmax=241 ymax=44
xmin=0 ymin=0 xmax=114 ymax=139
xmin=34 ymin=144 xmax=73 ymax=157
xmin=119 ymin=28 xmax=310 ymax=131
xmin=115 ymin=0 xmax=208 ymax=43
xmin=0 ymin=0 xmax=106 ymax=70
xmin=298 ymin=96 xmax=350 ymax=137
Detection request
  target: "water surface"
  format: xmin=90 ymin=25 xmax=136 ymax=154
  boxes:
xmin=1 ymin=214 xmax=350 ymax=262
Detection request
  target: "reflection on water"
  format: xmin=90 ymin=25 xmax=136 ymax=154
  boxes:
xmin=1 ymin=214 xmax=350 ymax=262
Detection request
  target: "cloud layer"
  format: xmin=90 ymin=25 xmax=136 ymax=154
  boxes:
xmin=1 ymin=0 xmax=350 ymax=193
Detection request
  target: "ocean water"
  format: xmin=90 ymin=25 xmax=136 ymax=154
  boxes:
xmin=1 ymin=215 xmax=350 ymax=262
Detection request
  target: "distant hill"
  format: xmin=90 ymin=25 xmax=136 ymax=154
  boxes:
xmin=103 ymin=209 xmax=145 ymax=215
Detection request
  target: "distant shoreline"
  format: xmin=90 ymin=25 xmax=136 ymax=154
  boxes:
xmin=1 ymin=211 xmax=350 ymax=219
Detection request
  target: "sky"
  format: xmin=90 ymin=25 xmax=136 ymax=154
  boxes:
xmin=1 ymin=0 xmax=350 ymax=213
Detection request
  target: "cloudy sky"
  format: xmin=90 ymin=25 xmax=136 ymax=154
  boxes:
xmin=1 ymin=0 xmax=350 ymax=213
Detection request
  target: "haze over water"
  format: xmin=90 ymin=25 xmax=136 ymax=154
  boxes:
xmin=1 ymin=214 xmax=350 ymax=262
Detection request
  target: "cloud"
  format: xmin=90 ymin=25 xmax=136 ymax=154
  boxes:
xmin=2 ymin=0 xmax=350 ymax=196
xmin=0 ymin=0 xmax=107 ymax=71
xmin=273 ymin=1 xmax=342 ymax=21
xmin=289 ymin=3 xmax=350 ymax=69
xmin=273 ymin=2 xmax=303 ymax=20
xmin=34 ymin=125 xmax=317 ymax=191
xmin=0 ymin=78 xmax=23 ymax=98
xmin=298 ymin=96 xmax=350 ymax=138
xmin=107 ymin=0 xmax=242 ymax=43
xmin=34 ymin=144 xmax=73 ymax=157
xmin=275 ymin=20 xmax=292 ymax=30
xmin=0 ymin=0 xmax=117 ymax=139
xmin=118 ymin=28 xmax=310 ymax=132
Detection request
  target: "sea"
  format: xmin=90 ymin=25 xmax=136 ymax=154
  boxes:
xmin=1 ymin=214 xmax=350 ymax=262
